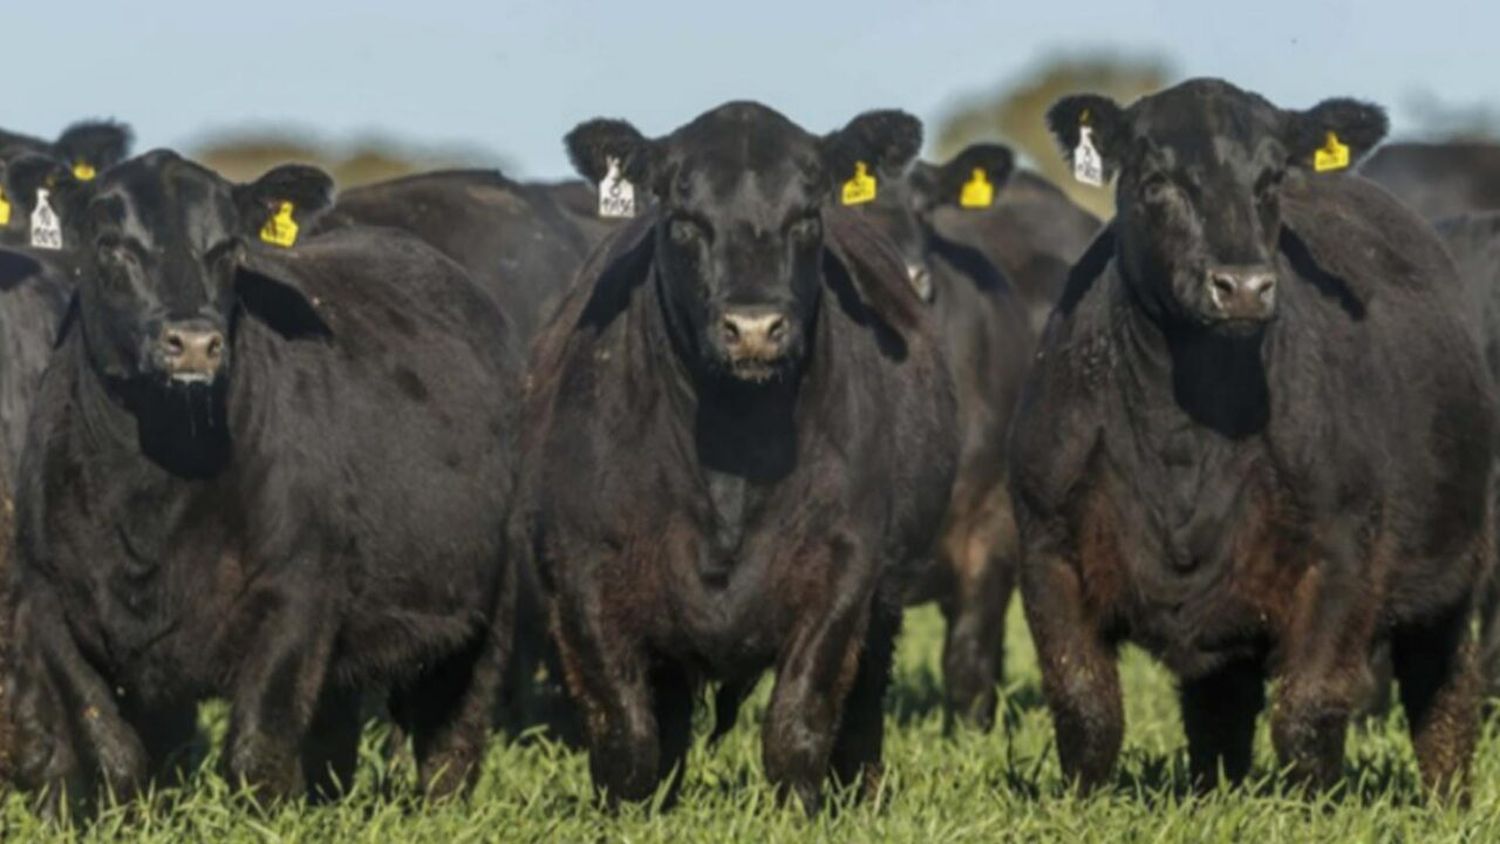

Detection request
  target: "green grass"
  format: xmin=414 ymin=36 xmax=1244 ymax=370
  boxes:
xmin=4 ymin=604 xmax=1500 ymax=842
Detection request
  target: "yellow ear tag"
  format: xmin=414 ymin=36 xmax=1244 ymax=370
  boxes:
xmin=72 ymin=162 xmax=97 ymax=181
xmin=841 ymin=161 xmax=877 ymax=205
xmin=959 ymin=168 xmax=994 ymax=209
xmin=259 ymin=201 xmax=299 ymax=248
xmin=1314 ymin=131 xmax=1350 ymax=172
xmin=0 ymin=187 xmax=10 ymax=227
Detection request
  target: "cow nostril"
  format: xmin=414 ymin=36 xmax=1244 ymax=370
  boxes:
xmin=721 ymin=318 xmax=742 ymax=344
xmin=766 ymin=316 xmax=787 ymax=343
xmin=1210 ymin=275 xmax=1237 ymax=299
xmin=164 ymin=332 xmax=186 ymax=358
xmin=206 ymin=334 xmax=224 ymax=361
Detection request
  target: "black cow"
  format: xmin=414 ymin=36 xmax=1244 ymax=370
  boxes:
xmin=319 ymin=170 xmax=621 ymax=346
xmin=518 ymin=102 xmax=958 ymax=812
xmin=1012 ymin=78 xmax=1495 ymax=796
xmin=832 ymin=142 xmax=1033 ymax=730
xmin=910 ymin=146 xmax=1101 ymax=333
xmin=1361 ymin=142 xmax=1500 ymax=220
xmin=0 ymin=121 xmax=132 ymax=783
xmin=1 ymin=151 xmax=521 ymax=812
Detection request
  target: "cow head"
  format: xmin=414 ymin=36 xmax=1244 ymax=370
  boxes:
xmin=0 ymin=120 xmax=132 ymax=247
xmin=1048 ymin=78 xmax=1386 ymax=334
xmin=566 ymin=102 xmax=921 ymax=383
xmin=0 ymin=150 xmax=333 ymax=393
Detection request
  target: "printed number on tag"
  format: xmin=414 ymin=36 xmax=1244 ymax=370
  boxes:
xmin=599 ymin=157 xmax=636 ymax=219
xmin=31 ymin=189 xmax=63 ymax=250
xmin=1073 ymin=127 xmax=1104 ymax=187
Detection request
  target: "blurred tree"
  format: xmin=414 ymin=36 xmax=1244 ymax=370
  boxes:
xmin=191 ymin=131 xmax=500 ymax=188
xmin=1403 ymin=91 xmax=1500 ymax=143
xmin=934 ymin=54 xmax=1173 ymax=218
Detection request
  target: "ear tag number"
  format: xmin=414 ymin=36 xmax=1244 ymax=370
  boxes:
xmin=30 ymin=189 xmax=62 ymax=250
xmin=259 ymin=201 xmax=299 ymax=248
xmin=1314 ymin=131 xmax=1350 ymax=172
xmin=598 ymin=157 xmax=636 ymax=219
xmin=1073 ymin=126 xmax=1104 ymax=187
xmin=72 ymin=162 xmax=97 ymax=181
xmin=841 ymin=161 xmax=878 ymax=205
xmin=959 ymin=167 xmax=994 ymax=208
xmin=0 ymin=187 xmax=11 ymax=227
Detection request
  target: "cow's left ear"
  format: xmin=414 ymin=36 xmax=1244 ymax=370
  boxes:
xmin=1285 ymin=98 xmax=1388 ymax=173
xmin=565 ymin=119 xmax=656 ymax=187
xmin=822 ymin=110 xmax=923 ymax=202
xmin=912 ymin=143 xmax=1016 ymax=211
xmin=232 ymin=164 xmax=335 ymax=249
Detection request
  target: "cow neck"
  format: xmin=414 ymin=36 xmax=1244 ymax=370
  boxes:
xmin=1119 ymin=294 xmax=1271 ymax=441
xmin=645 ymin=267 xmax=804 ymax=487
xmin=73 ymin=334 xmax=232 ymax=480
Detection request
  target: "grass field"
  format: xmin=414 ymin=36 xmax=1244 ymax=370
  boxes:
xmin=3 ymin=603 xmax=1499 ymax=842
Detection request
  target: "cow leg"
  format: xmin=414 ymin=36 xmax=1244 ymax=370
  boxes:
xmin=131 ymin=700 xmax=202 ymax=788
xmin=1391 ymin=607 xmax=1479 ymax=800
xmin=12 ymin=595 xmax=146 ymax=812
xmin=1269 ymin=543 xmax=1375 ymax=791
xmin=762 ymin=538 xmax=877 ymax=814
xmin=550 ymin=601 xmax=662 ymax=806
xmin=1179 ymin=658 xmax=1264 ymax=789
xmin=300 ymin=687 xmax=361 ymax=803
xmin=650 ymin=662 xmax=694 ymax=808
xmin=1476 ymin=571 xmax=1500 ymax=701
xmin=1022 ymin=552 xmax=1122 ymax=791
xmin=830 ymin=601 xmax=900 ymax=800
xmin=222 ymin=594 xmax=336 ymax=803
xmin=392 ymin=628 xmax=504 ymax=800
xmin=940 ymin=488 xmax=1016 ymax=732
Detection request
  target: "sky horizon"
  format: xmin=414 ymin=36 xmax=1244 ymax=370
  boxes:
xmin=7 ymin=1 xmax=1498 ymax=180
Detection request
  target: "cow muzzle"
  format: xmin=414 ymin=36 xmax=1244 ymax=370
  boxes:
xmin=717 ymin=307 xmax=793 ymax=382
xmin=155 ymin=320 xmax=226 ymax=384
xmin=1204 ymin=265 xmax=1276 ymax=323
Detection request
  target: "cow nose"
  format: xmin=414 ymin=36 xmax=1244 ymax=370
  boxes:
xmin=719 ymin=309 xmax=789 ymax=360
xmin=158 ymin=321 xmax=226 ymax=383
xmin=1205 ymin=266 xmax=1277 ymax=320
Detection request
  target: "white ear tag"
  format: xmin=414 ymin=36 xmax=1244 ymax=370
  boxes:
xmin=1073 ymin=127 xmax=1104 ymax=187
xmin=30 ymin=189 xmax=63 ymax=250
xmin=598 ymin=156 xmax=637 ymax=219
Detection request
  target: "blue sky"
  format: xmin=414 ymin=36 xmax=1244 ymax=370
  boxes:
xmin=7 ymin=1 xmax=1496 ymax=179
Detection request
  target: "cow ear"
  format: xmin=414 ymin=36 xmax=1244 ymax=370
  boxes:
xmin=918 ymin=143 xmax=1016 ymax=210
xmin=54 ymin=120 xmax=133 ymax=180
xmin=233 ymin=164 xmax=335 ymax=248
xmin=565 ymin=118 xmax=655 ymax=188
xmin=1285 ymin=98 xmax=1388 ymax=174
xmin=1046 ymin=94 xmax=1127 ymax=185
xmin=0 ymin=153 xmax=90 ymax=253
xmin=822 ymin=110 xmax=923 ymax=200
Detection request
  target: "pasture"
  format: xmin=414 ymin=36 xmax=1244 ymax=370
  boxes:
xmin=3 ymin=605 xmax=1495 ymax=842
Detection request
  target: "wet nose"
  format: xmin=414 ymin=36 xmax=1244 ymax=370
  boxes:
xmin=719 ymin=308 xmax=789 ymax=360
xmin=1205 ymin=266 xmax=1277 ymax=320
xmin=158 ymin=321 xmax=226 ymax=382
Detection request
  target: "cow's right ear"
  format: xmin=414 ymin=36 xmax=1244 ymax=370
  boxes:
xmin=564 ymin=118 xmax=655 ymax=188
xmin=54 ymin=120 xmax=133 ymax=180
xmin=1046 ymin=94 xmax=1127 ymax=185
xmin=914 ymin=143 xmax=1016 ymax=211
xmin=0 ymin=153 xmax=90 ymax=253
xmin=232 ymin=164 xmax=335 ymax=249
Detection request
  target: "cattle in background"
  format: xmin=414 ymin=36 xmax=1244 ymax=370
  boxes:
xmin=518 ymin=102 xmax=957 ymax=812
xmin=910 ymin=147 xmax=1101 ymax=333
xmin=831 ymin=140 xmax=1032 ymax=731
xmin=1361 ymin=142 xmax=1500 ymax=219
xmin=319 ymin=170 xmax=621 ymax=346
xmin=1013 ymin=78 xmax=1495 ymax=797
xmin=0 ymin=120 xmax=133 ymax=784
xmin=1 ymin=151 xmax=520 ymax=813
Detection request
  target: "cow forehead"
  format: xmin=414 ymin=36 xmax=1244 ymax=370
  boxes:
xmin=664 ymin=103 xmax=822 ymax=217
xmin=1132 ymin=83 xmax=1285 ymax=168
xmin=95 ymin=155 xmax=236 ymax=249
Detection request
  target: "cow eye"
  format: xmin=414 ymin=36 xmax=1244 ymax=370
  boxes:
xmin=669 ymin=217 xmax=705 ymax=245
xmin=788 ymin=214 xmax=821 ymax=244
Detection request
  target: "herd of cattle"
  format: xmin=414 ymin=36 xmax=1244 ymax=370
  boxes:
xmin=2 ymin=76 xmax=1500 ymax=817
